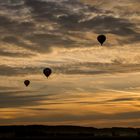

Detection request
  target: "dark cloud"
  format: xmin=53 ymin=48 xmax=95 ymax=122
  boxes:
xmin=111 ymin=111 xmax=140 ymax=120
xmin=24 ymin=0 xmax=140 ymax=38
xmin=25 ymin=33 xmax=78 ymax=52
xmin=0 ymin=0 xmax=139 ymax=57
xmin=0 ymin=50 xmax=32 ymax=57
xmin=2 ymin=36 xmax=37 ymax=51
xmin=0 ymin=15 xmax=16 ymax=30
xmin=24 ymin=0 xmax=69 ymax=22
xmin=32 ymin=111 xmax=140 ymax=122
xmin=69 ymin=111 xmax=140 ymax=121
xmin=0 ymin=110 xmax=140 ymax=124
xmin=0 ymin=91 xmax=47 ymax=108
xmin=24 ymin=108 xmax=57 ymax=111
xmin=0 ymin=88 xmax=71 ymax=108
xmin=0 ymin=65 xmax=40 ymax=76
xmin=1 ymin=35 xmax=36 ymax=58
xmin=25 ymin=0 xmax=139 ymax=49
xmin=0 ymin=15 xmax=35 ymax=35
xmin=107 ymin=97 xmax=137 ymax=102
xmin=53 ymin=62 xmax=140 ymax=75
xmin=58 ymin=14 xmax=140 ymax=44
xmin=0 ymin=86 xmax=18 ymax=90
xmin=81 ymin=16 xmax=138 ymax=35
xmin=1 ymin=62 xmax=140 ymax=76
xmin=74 ymin=97 xmax=136 ymax=105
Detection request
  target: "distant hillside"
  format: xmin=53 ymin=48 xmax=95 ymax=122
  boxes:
xmin=0 ymin=125 xmax=140 ymax=139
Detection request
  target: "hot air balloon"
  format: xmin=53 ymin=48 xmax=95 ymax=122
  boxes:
xmin=97 ymin=35 xmax=106 ymax=46
xmin=24 ymin=80 xmax=30 ymax=87
xmin=43 ymin=68 xmax=52 ymax=78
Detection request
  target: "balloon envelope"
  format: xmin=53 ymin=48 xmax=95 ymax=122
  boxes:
xmin=24 ymin=80 xmax=30 ymax=87
xmin=43 ymin=68 xmax=52 ymax=78
xmin=97 ymin=35 xmax=106 ymax=46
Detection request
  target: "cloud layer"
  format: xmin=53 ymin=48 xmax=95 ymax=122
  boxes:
xmin=0 ymin=0 xmax=140 ymax=127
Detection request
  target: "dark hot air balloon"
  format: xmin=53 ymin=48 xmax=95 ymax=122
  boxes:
xmin=97 ymin=35 xmax=106 ymax=46
xmin=24 ymin=80 xmax=30 ymax=87
xmin=43 ymin=68 xmax=52 ymax=78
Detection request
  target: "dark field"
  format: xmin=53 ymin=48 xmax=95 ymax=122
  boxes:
xmin=0 ymin=125 xmax=140 ymax=139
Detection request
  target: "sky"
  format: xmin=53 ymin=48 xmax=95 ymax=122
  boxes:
xmin=0 ymin=0 xmax=140 ymax=127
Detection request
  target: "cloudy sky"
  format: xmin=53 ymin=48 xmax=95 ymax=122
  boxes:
xmin=0 ymin=0 xmax=140 ymax=127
